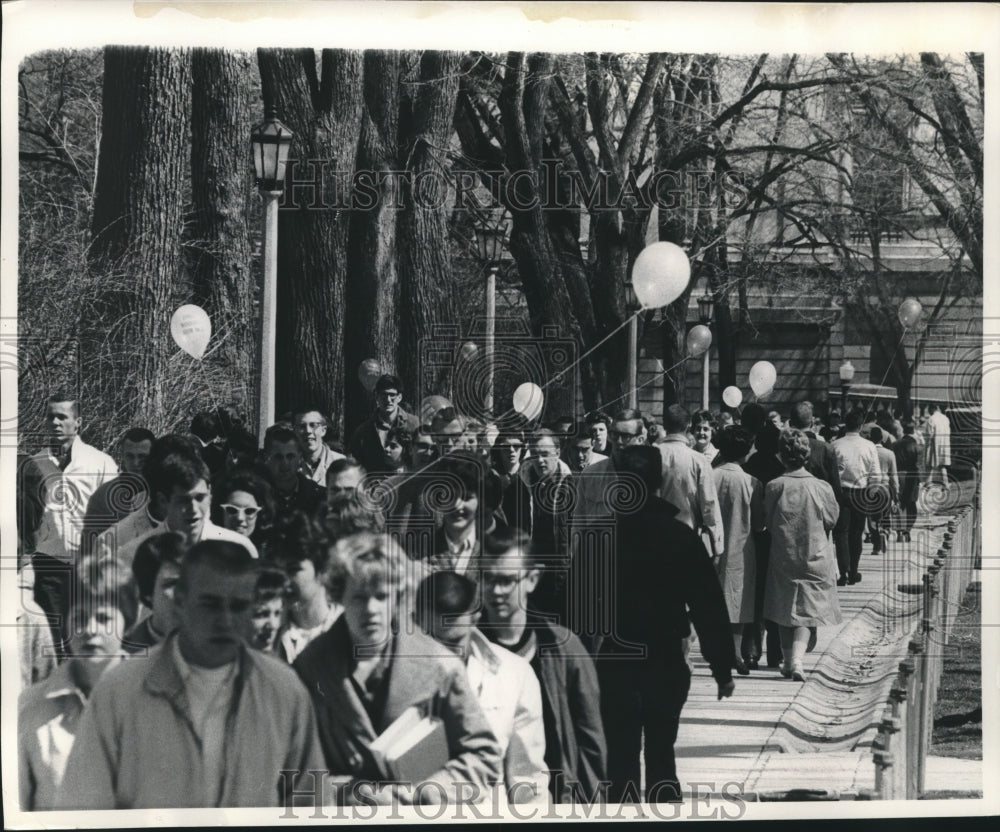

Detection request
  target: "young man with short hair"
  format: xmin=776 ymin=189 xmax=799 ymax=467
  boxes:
xmin=658 ymin=404 xmax=725 ymax=557
xmin=478 ymin=528 xmax=607 ymax=804
xmin=58 ymin=541 xmax=325 ymax=809
xmin=566 ymin=427 xmax=606 ymax=474
xmin=19 ymin=589 xmax=125 ymax=811
xmin=110 ymin=451 xmax=258 ymax=628
xmin=325 ymin=456 xmax=366 ymax=502
xmin=294 ymin=407 xmax=345 ymax=486
xmin=123 ymin=531 xmax=185 ymax=651
xmin=28 ymin=394 xmax=118 ymax=649
xmin=418 ymin=569 xmax=549 ymax=805
xmin=831 ymin=408 xmax=882 ymax=585
xmin=349 ymin=374 xmax=419 ymax=475
xmin=264 ymin=422 xmax=326 ymax=522
xmin=83 ymin=427 xmax=156 ymax=538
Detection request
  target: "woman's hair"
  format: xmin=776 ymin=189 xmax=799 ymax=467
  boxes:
xmin=778 ymin=428 xmax=812 ymax=470
xmin=321 ymin=492 xmax=386 ymax=541
xmin=321 ymin=532 xmax=409 ymax=604
xmin=691 ymin=409 xmax=716 ymax=430
xmin=715 ymin=426 xmax=755 ymax=462
xmin=254 ymin=566 xmax=290 ymax=605
xmin=211 ymin=467 xmax=275 ymax=531
xmin=385 ymin=427 xmax=412 ymax=456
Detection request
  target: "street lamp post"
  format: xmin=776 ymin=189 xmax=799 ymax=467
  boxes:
xmin=251 ymin=107 xmax=293 ymax=444
xmin=625 ymin=280 xmax=639 ymax=409
xmin=697 ymin=290 xmax=714 ymax=410
xmin=473 ymin=211 xmax=509 ymax=418
xmin=840 ymin=359 xmax=855 ymax=414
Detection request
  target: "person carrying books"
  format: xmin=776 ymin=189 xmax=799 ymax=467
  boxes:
xmin=294 ymin=532 xmax=502 ymax=806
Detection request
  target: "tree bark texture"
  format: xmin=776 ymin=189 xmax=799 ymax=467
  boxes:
xmin=396 ymin=50 xmax=462 ymax=406
xmin=345 ymin=49 xmax=403 ymax=434
xmin=190 ymin=48 xmax=256 ymax=418
xmin=257 ymin=48 xmax=363 ymax=438
xmin=86 ymin=46 xmax=191 ymax=435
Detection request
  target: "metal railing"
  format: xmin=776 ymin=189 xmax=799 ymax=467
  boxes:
xmin=871 ymin=474 xmax=980 ymax=799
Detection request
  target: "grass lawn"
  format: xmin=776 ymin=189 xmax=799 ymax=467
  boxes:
xmin=930 ymin=583 xmax=982 ymax=759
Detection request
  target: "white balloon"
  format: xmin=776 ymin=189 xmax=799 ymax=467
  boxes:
xmin=512 ymin=382 xmax=544 ymax=422
xmin=631 ymin=242 xmax=691 ymax=309
xmin=748 ymin=361 xmax=777 ymax=398
xmin=686 ymin=324 xmax=712 ymax=357
xmin=722 ymin=386 xmax=743 ymax=408
xmin=171 ymin=304 xmax=211 ymax=360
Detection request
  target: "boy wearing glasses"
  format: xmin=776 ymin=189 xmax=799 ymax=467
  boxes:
xmin=477 ymin=528 xmax=607 ymax=804
xmin=349 ymin=374 xmax=419 ymax=475
xmin=293 ymin=407 xmax=345 ymax=486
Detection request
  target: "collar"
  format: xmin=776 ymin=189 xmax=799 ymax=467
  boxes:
xmin=468 ymin=629 xmax=501 ymax=675
xmin=144 ymin=632 xmax=247 ymax=703
xmin=42 ymin=662 xmax=88 ymax=703
xmin=663 ymin=433 xmax=689 ymax=444
xmin=444 ymin=525 xmax=476 ymax=552
xmin=51 ymin=434 xmax=80 ymax=460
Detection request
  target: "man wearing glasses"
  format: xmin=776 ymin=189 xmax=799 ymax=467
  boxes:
xmin=477 ymin=528 xmax=606 ymax=804
xmin=293 ymin=407 xmax=345 ymax=486
xmin=349 ymin=374 xmax=418 ymax=475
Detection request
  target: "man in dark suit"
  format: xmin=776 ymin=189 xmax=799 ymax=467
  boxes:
xmin=893 ymin=421 xmax=921 ymax=542
xmin=599 ymin=445 xmax=735 ymax=803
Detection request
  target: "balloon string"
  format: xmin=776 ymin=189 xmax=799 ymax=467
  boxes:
xmin=595 ymin=354 xmax=689 ymax=415
xmin=538 ymin=312 xmax=638 ymax=394
xmin=856 ymin=328 xmax=909 ymax=427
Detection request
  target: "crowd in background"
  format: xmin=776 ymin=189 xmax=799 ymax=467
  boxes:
xmin=15 ymin=375 xmax=951 ymax=811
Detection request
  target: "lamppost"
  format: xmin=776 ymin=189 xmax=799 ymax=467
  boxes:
xmin=840 ymin=359 xmax=855 ymax=414
xmin=473 ymin=211 xmax=509 ymax=418
xmin=697 ymin=289 xmax=715 ymax=410
xmin=251 ymin=107 xmax=293 ymax=443
xmin=624 ymin=278 xmax=640 ymax=409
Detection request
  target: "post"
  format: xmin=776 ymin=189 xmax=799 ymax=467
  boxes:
xmin=628 ymin=313 xmax=638 ymax=409
xmin=840 ymin=383 xmax=849 ymax=414
xmin=702 ymin=348 xmax=710 ymax=410
xmin=258 ymin=191 xmax=279 ymax=443
xmin=485 ymin=266 xmax=497 ymax=417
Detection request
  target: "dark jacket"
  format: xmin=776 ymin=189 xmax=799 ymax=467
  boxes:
xmin=806 ymin=436 xmax=844 ymax=506
xmin=349 ymin=408 xmax=419 ymax=476
xmin=272 ymin=474 xmax=325 ymax=523
xmin=515 ymin=615 xmax=607 ymax=803
xmin=607 ymin=496 xmax=735 ymax=684
xmin=893 ymin=435 xmax=921 ymax=504
xmin=294 ymin=617 xmax=502 ymax=802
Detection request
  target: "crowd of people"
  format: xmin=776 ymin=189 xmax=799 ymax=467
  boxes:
xmin=15 ymin=375 xmax=950 ymax=811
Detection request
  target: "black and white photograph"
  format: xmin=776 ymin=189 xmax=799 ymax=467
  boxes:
xmin=2 ymin=0 xmax=996 ymax=825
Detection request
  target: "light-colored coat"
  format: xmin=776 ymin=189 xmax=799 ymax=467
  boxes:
xmin=57 ymin=636 xmax=325 ymax=809
xmin=712 ymin=463 xmax=764 ymax=623
xmin=763 ymin=470 xmax=842 ymax=628
xmin=466 ymin=630 xmax=548 ymax=804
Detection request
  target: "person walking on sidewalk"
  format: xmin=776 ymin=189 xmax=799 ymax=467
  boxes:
xmin=763 ymin=430 xmax=842 ymax=682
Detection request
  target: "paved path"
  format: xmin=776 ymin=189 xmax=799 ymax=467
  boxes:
xmin=674 ymin=487 xmax=980 ymax=801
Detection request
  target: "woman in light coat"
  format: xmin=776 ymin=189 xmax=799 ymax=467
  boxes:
xmin=763 ymin=429 xmax=841 ymax=681
xmin=712 ymin=426 xmax=764 ymax=675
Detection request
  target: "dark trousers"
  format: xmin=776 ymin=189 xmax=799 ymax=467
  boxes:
xmin=836 ymin=489 xmax=868 ymax=577
xmin=741 ymin=531 xmax=782 ymax=665
xmin=896 ymin=500 xmax=917 ymax=534
xmin=31 ymin=553 xmax=75 ymax=657
xmin=598 ymin=643 xmax=691 ymax=803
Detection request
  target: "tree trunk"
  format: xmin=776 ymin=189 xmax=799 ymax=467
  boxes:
xmin=85 ymin=46 xmax=191 ymax=438
xmin=345 ymin=49 xmax=403 ymax=435
xmin=257 ymin=48 xmax=363 ymax=439
xmin=190 ymin=48 xmax=255 ymax=419
xmin=397 ymin=51 xmax=462 ymax=412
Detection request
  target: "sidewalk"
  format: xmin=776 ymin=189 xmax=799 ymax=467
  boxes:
xmin=675 ymin=509 xmax=980 ymax=800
